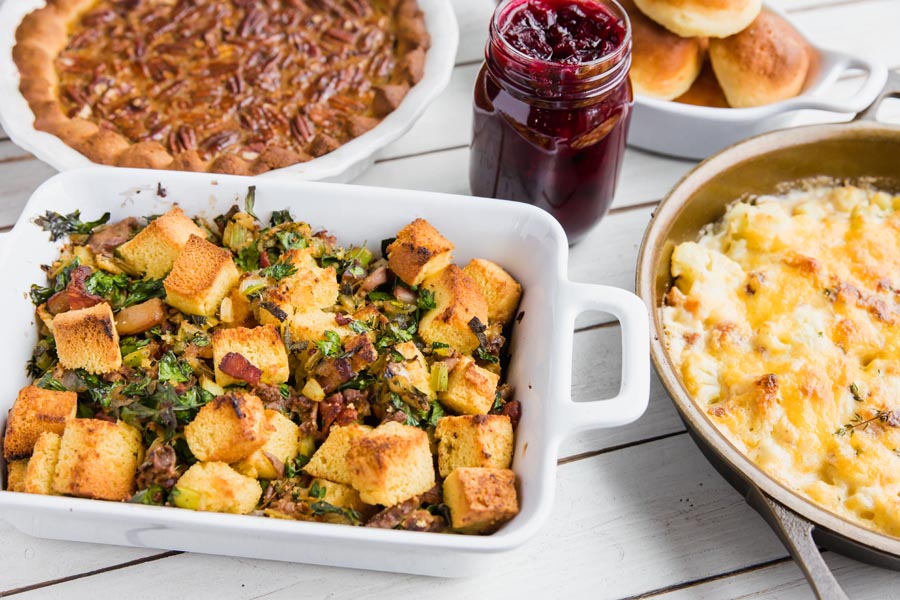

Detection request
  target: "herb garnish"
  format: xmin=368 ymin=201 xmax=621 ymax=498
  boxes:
xmin=260 ymin=263 xmax=298 ymax=281
xmin=316 ymin=331 xmax=343 ymax=358
xmin=835 ymin=409 xmax=900 ymax=436
xmin=270 ymin=209 xmax=293 ymax=226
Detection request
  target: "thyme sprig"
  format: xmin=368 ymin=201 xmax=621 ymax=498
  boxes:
xmin=835 ymin=409 xmax=900 ymax=437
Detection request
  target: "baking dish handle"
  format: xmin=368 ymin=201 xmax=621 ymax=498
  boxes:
xmin=747 ymin=488 xmax=849 ymax=600
xmin=559 ymin=282 xmax=650 ymax=434
xmin=854 ymin=69 xmax=900 ymax=122
xmin=789 ymin=53 xmax=887 ymax=114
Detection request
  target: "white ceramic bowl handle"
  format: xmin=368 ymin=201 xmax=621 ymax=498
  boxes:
xmin=790 ymin=52 xmax=887 ymax=114
xmin=559 ymin=282 xmax=650 ymax=434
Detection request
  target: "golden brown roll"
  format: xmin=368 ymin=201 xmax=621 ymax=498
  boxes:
xmin=632 ymin=0 xmax=761 ymax=38
xmin=622 ymin=0 xmax=706 ymax=100
xmin=674 ymin=60 xmax=730 ymax=108
xmin=709 ymin=11 xmax=811 ymax=108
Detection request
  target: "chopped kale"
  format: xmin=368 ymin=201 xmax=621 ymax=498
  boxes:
xmin=158 ymin=351 xmax=192 ymax=383
xmin=35 ymin=210 xmax=110 ymax=241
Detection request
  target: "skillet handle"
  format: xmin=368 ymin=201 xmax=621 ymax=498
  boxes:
xmin=854 ymin=69 xmax=900 ymax=122
xmin=557 ymin=282 xmax=650 ymax=434
xmin=747 ymin=488 xmax=849 ymax=600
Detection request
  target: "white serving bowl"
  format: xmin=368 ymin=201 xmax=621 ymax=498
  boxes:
xmin=628 ymin=6 xmax=887 ymax=160
xmin=0 ymin=167 xmax=650 ymax=577
xmin=0 ymin=0 xmax=458 ymax=182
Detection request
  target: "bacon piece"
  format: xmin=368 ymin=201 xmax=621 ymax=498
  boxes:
xmin=313 ymin=357 xmax=355 ymax=394
xmin=218 ymin=352 xmax=262 ymax=385
xmin=46 ymin=266 xmax=105 ymax=314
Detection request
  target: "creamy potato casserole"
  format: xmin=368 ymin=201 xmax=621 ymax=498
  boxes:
xmin=663 ymin=184 xmax=900 ymax=537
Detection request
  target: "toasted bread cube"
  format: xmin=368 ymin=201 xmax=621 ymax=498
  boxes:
xmin=25 ymin=431 xmax=61 ymax=495
xmin=439 ymin=355 xmax=499 ymax=415
xmin=233 ymin=410 xmax=300 ymax=480
xmin=303 ymin=423 xmax=372 ymax=485
xmin=386 ymin=219 xmax=454 ymax=287
xmin=258 ymin=248 xmax=339 ymax=323
xmin=346 ymin=421 xmax=435 ymax=506
xmin=52 ymin=303 xmax=122 ymax=374
xmin=435 ymin=415 xmax=513 ymax=477
xmin=286 ymin=310 xmax=353 ymax=345
xmin=389 ymin=341 xmax=435 ymax=400
xmin=184 ymin=393 xmax=271 ymax=463
xmin=116 ymin=206 xmax=208 ymax=278
xmin=443 ymin=467 xmax=519 ymax=532
xmin=418 ymin=265 xmax=489 ymax=354
xmin=463 ymin=259 xmax=522 ymax=325
xmin=53 ymin=419 xmax=143 ymax=501
xmin=164 ymin=235 xmax=240 ymax=317
xmin=211 ymin=325 xmax=290 ymax=387
xmin=6 ymin=459 xmax=28 ymax=492
xmin=173 ymin=461 xmax=261 ymax=514
xmin=3 ymin=385 xmax=77 ymax=459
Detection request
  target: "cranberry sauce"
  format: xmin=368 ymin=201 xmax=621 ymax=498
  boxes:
xmin=502 ymin=0 xmax=626 ymax=65
xmin=469 ymin=0 xmax=632 ymax=243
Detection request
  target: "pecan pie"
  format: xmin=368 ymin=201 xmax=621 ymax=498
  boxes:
xmin=13 ymin=0 xmax=429 ymax=174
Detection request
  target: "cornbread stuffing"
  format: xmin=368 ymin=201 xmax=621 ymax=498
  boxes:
xmin=4 ymin=191 xmax=523 ymax=534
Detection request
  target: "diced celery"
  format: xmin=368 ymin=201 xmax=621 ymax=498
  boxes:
xmin=171 ymin=486 xmax=201 ymax=510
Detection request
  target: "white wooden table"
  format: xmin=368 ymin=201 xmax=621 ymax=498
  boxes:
xmin=2 ymin=0 xmax=900 ymax=597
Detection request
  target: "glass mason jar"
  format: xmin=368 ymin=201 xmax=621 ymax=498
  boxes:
xmin=469 ymin=0 xmax=633 ymax=244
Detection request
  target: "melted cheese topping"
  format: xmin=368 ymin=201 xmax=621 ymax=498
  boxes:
xmin=662 ymin=185 xmax=900 ymax=537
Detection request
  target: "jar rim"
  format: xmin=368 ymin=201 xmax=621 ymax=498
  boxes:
xmin=488 ymin=0 xmax=633 ymax=72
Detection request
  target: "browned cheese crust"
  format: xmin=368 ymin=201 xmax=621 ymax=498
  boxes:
xmin=14 ymin=0 xmax=430 ymax=173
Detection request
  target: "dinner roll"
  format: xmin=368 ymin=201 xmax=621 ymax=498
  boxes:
xmin=623 ymin=0 xmax=706 ymax=100
xmin=709 ymin=11 xmax=811 ymax=108
xmin=674 ymin=60 xmax=730 ymax=108
xmin=633 ymin=0 xmax=761 ymax=38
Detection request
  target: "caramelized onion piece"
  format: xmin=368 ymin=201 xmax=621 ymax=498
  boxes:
xmin=115 ymin=298 xmax=165 ymax=335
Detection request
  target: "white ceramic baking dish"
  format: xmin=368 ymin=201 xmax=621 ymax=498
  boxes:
xmin=628 ymin=5 xmax=887 ymax=160
xmin=0 ymin=0 xmax=458 ymax=182
xmin=0 ymin=167 xmax=650 ymax=577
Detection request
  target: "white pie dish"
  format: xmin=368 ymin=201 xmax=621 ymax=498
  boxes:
xmin=0 ymin=0 xmax=458 ymax=182
xmin=0 ymin=167 xmax=650 ymax=577
xmin=628 ymin=5 xmax=887 ymax=160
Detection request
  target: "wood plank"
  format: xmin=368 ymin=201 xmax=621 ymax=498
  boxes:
xmin=6 ymin=434 xmax=804 ymax=600
xmin=649 ymin=552 xmax=900 ymax=599
xmin=452 ymin=0 xmax=493 ymax=65
xmin=358 ymin=148 xmax=688 ymax=211
xmin=0 ymin=521 xmax=163 ymax=592
xmin=0 ymin=157 xmax=56 ymax=228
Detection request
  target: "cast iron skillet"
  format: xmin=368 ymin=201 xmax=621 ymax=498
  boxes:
xmin=636 ymin=71 xmax=900 ymax=600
